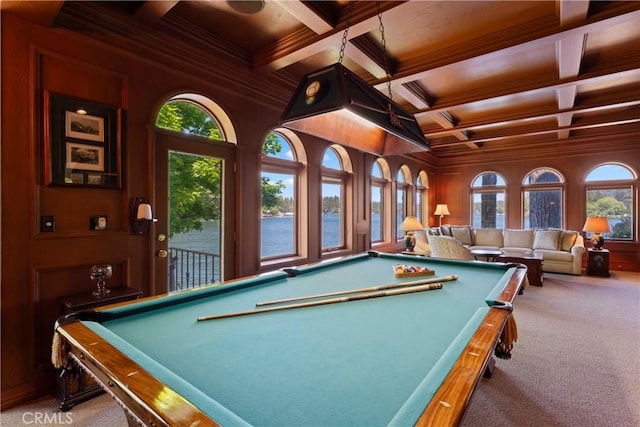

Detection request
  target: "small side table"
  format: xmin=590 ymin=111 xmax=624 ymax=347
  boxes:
xmin=470 ymin=249 xmax=503 ymax=262
xmin=56 ymin=286 xmax=142 ymax=411
xmin=497 ymin=253 xmax=544 ymax=286
xmin=587 ymin=248 xmax=610 ymax=277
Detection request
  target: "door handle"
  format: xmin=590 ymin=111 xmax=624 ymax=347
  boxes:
xmin=158 ymin=249 xmax=168 ymax=258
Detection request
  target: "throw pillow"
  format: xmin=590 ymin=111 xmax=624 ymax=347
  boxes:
xmin=560 ymin=230 xmax=578 ymax=251
xmin=474 ymin=228 xmax=503 ymax=247
xmin=533 ymin=230 xmax=562 ymax=250
xmin=503 ymin=229 xmax=534 ymax=248
xmin=427 ymin=228 xmax=441 ymax=236
xmin=451 ymin=226 xmax=474 ymax=245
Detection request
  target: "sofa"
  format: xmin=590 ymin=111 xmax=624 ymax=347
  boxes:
xmin=427 ymin=225 xmax=585 ymax=275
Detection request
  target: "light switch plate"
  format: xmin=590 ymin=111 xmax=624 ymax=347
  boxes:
xmin=41 ymin=216 xmax=55 ymax=232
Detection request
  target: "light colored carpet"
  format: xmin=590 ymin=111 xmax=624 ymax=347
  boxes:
xmin=2 ymin=271 xmax=638 ymax=427
xmin=0 ymin=393 xmax=125 ymax=426
xmin=461 ymin=271 xmax=640 ymax=427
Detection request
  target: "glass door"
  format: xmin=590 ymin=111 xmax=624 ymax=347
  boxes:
xmin=154 ymin=132 xmax=235 ymax=293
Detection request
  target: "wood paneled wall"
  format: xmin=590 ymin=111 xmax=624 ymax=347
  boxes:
xmin=1 ymin=12 xmax=638 ymax=409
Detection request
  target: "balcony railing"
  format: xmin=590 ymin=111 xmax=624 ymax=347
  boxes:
xmin=169 ymin=247 xmax=221 ymax=291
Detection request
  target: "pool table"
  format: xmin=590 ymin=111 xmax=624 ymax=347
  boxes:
xmin=55 ymin=252 xmax=525 ymax=427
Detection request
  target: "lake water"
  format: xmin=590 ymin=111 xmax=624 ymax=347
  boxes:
xmin=170 ymin=213 xmax=601 ymax=286
xmin=171 ymin=214 xmax=508 ymax=260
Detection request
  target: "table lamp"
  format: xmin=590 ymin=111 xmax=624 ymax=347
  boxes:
xmin=582 ymin=216 xmax=610 ymax=250
xmin=399 ymin=216 xmax=424 ymax=252
xmin=434 ymin=204 xmax=450 ymax=227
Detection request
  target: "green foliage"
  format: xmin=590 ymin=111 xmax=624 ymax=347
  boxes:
xmin=169 ymin=153 xmax=222 ymax=236
xmin=322 ymin=196 xmax=341 ymax=214
xmin=157 ymin=100 xmax=222 ymax=139
xmin=611 ymin=217 xmax=632 ymax=239
xmin=158 ymin=101 xmax=223 ymax=236
xmin=586 ymin=196 xmax=627 ymax=217
xmin=261 ymin=176 xmax=286 ymax=215
xmin=586 ymin=188 xmax=632 ymax=239
xmin=260 ymin=132 xmax=287 ymax=216
xmin=262 ymin=133 xmax=282 ymax=156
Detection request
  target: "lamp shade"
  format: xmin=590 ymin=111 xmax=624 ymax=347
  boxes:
xmin=434 ymin=204 xmax=450 ymax=216
xmin=137 ymin=203 xmax=153 ymax=220
xmin=280 ymin=63 xmax=430 ymax=156
xmin=400 ymin=216 xmax=424 ymax=232
xmin=582 ymin=217 xmax=610 ymax=233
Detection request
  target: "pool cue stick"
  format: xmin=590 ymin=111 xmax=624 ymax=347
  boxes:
xmin=255 ymin=274 xmax=458 ymax=307
xmin=197 ymin=282 xmax=443 ymax=322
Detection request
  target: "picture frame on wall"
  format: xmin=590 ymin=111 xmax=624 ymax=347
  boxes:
xmin=44 ymin=91 xmax=122 ymax=188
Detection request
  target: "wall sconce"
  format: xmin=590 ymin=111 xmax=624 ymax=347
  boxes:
xmin=434 ymin=204 xmax=450 ymax=227
xmin=131 ymin=197 xmax=157 ymax=235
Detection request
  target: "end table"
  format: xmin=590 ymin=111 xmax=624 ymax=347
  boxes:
xmin=56 ymin=286 xmax=142 ymax=410
xmin=587 ymin=248 xmax=610 ymax=277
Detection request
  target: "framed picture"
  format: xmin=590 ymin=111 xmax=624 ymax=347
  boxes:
xmin=45 ymin=92 xmax=122 ymax=188
xmin=66 ymin=142 xmax=104 ymax=171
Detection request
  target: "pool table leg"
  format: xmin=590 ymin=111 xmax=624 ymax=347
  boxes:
xmin=483 ymin=356 xmax=496 ymax=378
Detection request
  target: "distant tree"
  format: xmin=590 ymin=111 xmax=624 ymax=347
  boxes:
xmin=169 ymin=153 xmax=221 ymax=235
xmin=261 ymin=133 xmax=286 ymax=215
xmin=611 ymin=217 xmax=632 ymax=239
xmin=528 ymin=171 xmax=561 ymax=229
xmin=157 ymin=101 xmax=222 ymax=140
xmin=480 ymin=174 xmax=497 ymax=228
xmin=586 ymin=196 xmax=627 ymax=217
xmin=262 ymin=132 xmax=282 ymax=156
xmin=261 ymin=177 xmax=286 ymax=215
xmin=322 ymin=196 xmax=341 ymax=214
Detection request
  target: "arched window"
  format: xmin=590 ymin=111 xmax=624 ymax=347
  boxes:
xmin=321 ymin=145 xmax=352 ymax=253
xmin=260 ymin=130 xmax=307 ymax=260
xmin=155 ymin=93 xmax=237 ymax=143
xmin=416 ymin=171 xmax=429 ymax=226
xmin=396 ymin=166 xmax=412 ymax=239
xmin=522 ymin=168 xmax=565 ymax=229
xmin=371 ymin=159 xmax=390 ymax=244
xmin=471 ymin=172 xmax=506 ymax=228
xmin=585 ymin=163 xmax=637 ymax=241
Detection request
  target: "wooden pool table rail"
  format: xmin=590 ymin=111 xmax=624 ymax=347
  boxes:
xmin=56 ymin=321 xmax=218 ymax=427
xmin=416 ymin=265 xmax=526 ymax=426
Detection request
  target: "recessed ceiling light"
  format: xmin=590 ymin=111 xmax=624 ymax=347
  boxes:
xmin=227 ymin=0 xmax=264 ymax=15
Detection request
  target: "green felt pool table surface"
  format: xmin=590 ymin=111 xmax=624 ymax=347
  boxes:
xmin=56 ymin=252 xmax=524 ymax=427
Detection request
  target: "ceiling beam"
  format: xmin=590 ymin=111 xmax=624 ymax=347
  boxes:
xmin=429 ymin=111 xmax=640 ymax=148
xmin=414 ymin=59 xmax=639 ymax=119
xmin=424 ymin=91 xmax=640 ymax=136
xmin=0 ymin=0 xmax=64 ymax=26
xmin=380 ymin=8 xmax=640 ymax=89
xmin=273 ymin=0 xmax=334 ymax=35
xmin=134 ymin=0 xmax=179 ymax=23
xmin=556 ymin=0 xmax=590 ymax=26
xmin=253 ymin=1 xmax=406 ymax=71
xmin=396 ymin=81 xmax=432 ymax=110
xmin=346 ymin=35 xmax=394 ymax=80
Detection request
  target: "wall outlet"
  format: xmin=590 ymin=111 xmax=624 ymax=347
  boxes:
xmin=41 ymin=216 xmax=55 ymax=232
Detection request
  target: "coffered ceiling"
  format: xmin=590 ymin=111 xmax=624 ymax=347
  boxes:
xmin=4 ymin=0 xmax=640 ymax=159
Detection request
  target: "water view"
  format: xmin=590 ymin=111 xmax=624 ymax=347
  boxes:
xmin=169 ymin=213 xmax=619 ymax=289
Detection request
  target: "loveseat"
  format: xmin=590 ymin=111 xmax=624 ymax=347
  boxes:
xmin=429 ymin=226 xmax=585 ymax=275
